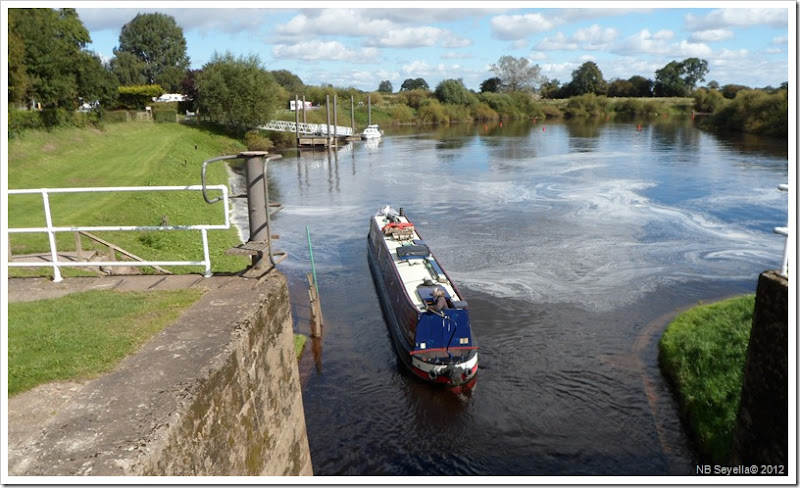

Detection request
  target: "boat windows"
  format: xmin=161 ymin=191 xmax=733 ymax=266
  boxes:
xmin=396 ymin=244 xmax=430 ymax=260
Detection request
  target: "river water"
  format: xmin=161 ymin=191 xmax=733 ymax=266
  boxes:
xmin=234 ymin=119 xmax=787 ymax=477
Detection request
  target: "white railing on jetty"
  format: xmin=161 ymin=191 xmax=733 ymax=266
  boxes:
xmin=7 ymin=185 xmax=230 ymax=282
xmin=774 ymin=183 xmax=790 ymax=278
xmin=258 ymin=120 xmax=353 ymax=136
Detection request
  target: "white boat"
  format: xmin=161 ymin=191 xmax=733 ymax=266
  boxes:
xmin=361 ymin=124 xmax=383 ymax=140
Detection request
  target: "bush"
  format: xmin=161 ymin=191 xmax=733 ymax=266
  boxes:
xmin=563 ymin=93 xmax=610 ymax=118
xmin=117 ymin=84 xmax=164 ymax=110
xmin=243 ymin=130 xmax=274 ymax=151
xmin=416 ymin=99 xmax=448 ymax=124
xmin=470 ymin=102 xmax=499 ymax=120
xmin=39 ymin=108 xmax=71 ymax=128
xmin=442 ymin=103 xmax=472 ymax=122
xmin=8 ymin=109 xmax=43 ymax=137
xmin=104 ymin=110 xmax=131 ymax=124
xmin=395 ymin=88 xmax=431 ymax=109
xmin=152 ymin=108 xmax=177 ymax=123
xmin=537 ymin=103 xmax=563 ymax=119
xmin=389 ymin=104 xmax=415 ymax=124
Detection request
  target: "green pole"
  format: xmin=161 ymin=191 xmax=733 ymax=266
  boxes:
xmin=306 ymin=225 xmax=318 ymax=294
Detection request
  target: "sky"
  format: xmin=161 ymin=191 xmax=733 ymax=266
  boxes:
xmin=14 ymin=1 xmax=800 ymax=92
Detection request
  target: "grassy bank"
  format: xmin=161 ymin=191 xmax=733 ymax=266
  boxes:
xmin=8 ymin=289 xmax=204 ymax=396
xmin=658 ymin=295 xmax=756 ymax=463
xmin=7 ymin=122 xmax=249 ymax=277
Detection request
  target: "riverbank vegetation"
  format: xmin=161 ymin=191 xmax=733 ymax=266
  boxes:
xmin=8 ymin=288 xmax=203 ymax=396
xmin=658 ymin=295 xmax=756 ymax=463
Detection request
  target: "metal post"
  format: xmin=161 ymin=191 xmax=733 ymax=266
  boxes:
xmin=333 ymin=94 xmax=338 ymax=148
xmin=41 ymin=190 xmax=63 ymax=282
xmin=325 ymin=95 xmax=331 ymax=146
xmin=201 ymin=229 xmax=212 ymax=277
xmin=302 ymin=95 xmax=307 ymax=124
xmin=243 ymin=152 xmax=269 ymax=243
xmin=294 ymin=94 xmax=300 ymax=142
xmin=351 ymin=96 xmax=355 ymax=133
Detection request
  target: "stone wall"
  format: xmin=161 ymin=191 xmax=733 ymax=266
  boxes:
xmin=730 ymin=270 xmax=788 ymax=466
xmin=8 ymin=273 xmax=313 ymax=476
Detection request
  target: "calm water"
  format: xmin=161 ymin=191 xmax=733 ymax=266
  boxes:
xmin=239 ymin=120 xmax=787 ymax=476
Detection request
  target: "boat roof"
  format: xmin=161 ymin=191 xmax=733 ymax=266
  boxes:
xmin=371 ymin=213 xmax=462 ymax=311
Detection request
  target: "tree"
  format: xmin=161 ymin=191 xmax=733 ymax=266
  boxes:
xmin=179 ymin=69 xmax=201 ymax=106
xmin=400 ymin=78 xmax=429 ymax=91
xmin=110 ymin=51 xmax=147 ymax=86
xmin=569 ymin=61 xmax=607 ymax=96
xmin=654 ymin=58 xmax=709 ymax=97
xmin=75 ymin=51 xmax=119 ymax=109
xmin=377 ymin=80 xmax=393 ymax=93
xmin=115 ymin=13 xmax=190 ymax=92
xmin=270 ymin=70 xmax=304 ymax=95
xmin=654 ymin=61 xmax=686 ymax=97
xmin=434 ymin=79 xmax=472 ymax=105
xmin=9 ymin=8 xmax=92 ymax=108
xmin=680 ymin=58 xmax=709 ymax=92
xmin=539 ymin=79 xmax=561 ymax=99
xmin=607 ymin=79 xmax=636 ymax=98
xmin=479 ymin=77 xmax=502 ymax=93
xmin=196 ymin=53 xmax=280 ymax=134
xmin=628 ymin=75 xmax=653 ymax=97
xmin=489 ymin=55 xmax=543 ymax=93
xmin=7 ymin=19 xmax=29 ymax=105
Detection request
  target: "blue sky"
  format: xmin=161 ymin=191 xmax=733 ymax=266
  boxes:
xmin=68 ymin=1 xmax=794 ymax=92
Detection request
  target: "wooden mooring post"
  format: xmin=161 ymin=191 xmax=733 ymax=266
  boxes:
xmin=306 ymin=225 xmax=323 ymax=337
xmin=307 ymin=272 xmax=323 ymax=337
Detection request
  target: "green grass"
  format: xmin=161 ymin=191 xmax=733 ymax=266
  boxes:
xmin=7 ymin=122 xmax=250 ymax=276
xmin=658 ymin=294 xmax=756 ymax=463
xmin=294 ymin=334 xmax=307 ymax=360
xmin=8 ymin=288 xmax=204 ymax=396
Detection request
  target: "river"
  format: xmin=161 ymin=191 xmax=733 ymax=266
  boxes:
xmin=235 ymin=119 xmax=788 ymax=477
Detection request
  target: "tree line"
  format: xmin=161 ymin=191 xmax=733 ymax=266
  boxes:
xmin=8 ymin=9 xmax=788 ymax=139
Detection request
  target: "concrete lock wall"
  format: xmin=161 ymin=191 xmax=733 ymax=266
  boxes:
xmin=730 ymin=270 xmax=789 ymax=466
xmin=8 ymin=273 xmax=313 ymax=477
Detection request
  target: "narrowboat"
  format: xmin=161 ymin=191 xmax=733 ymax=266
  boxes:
xmin=367 ymin=205 xmax=478 ymax=386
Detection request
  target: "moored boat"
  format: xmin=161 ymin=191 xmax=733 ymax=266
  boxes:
xmin=367 ymin=205 xmax=478 ymax=386
xmin=361 ymin=124 xmax=383 ymax=140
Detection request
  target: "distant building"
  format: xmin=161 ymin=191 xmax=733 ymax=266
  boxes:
xmin=153 ymin=93 xmax=188 ymax=103
xmin=289 ymin=100 xmax=313 ymax=111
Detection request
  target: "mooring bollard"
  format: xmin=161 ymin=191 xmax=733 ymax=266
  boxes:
xmin=202 ymin=151 xmax=285 ymax=278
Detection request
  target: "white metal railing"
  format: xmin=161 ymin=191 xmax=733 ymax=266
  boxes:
xmin=775 ymin=183 xmax=790 ymax=278
xmin=7 ymin=185 xmax=229 ymax=282
xmin=258 ymin=119 xmax=353 ymax=136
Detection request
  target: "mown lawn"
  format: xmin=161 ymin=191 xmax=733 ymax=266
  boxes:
xmin=8 ymin=288 xmax=204 ymax=396
xmin=7 ymin=121 xmax=249 ymax=276
xmin=658 ymin=294 xmax=755 ymax=463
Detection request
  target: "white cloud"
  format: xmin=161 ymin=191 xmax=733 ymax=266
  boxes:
xmin=272 ymin=41 xmax=379 ymax=63
xmin=490 ymin=13 xmax=558 ymax=40
xmin=374 ymin=26 xmax=444 ymax=48
xmin=690 ymin=29 xmax=734 ymax=43
xmin=572 ymin=24 xmax=618 ymax=49
xmin=536 ymin=32 xmax=577 ymax=51
xmin=675 ymin=40 xmax=713 ymax=57
xmin=619 ymin=29 xmax=676 ymax=54
xmin=276 ymin=9 xmax=394 ymax=38
xmin=685 ymin=8 xmax=787 ymax=30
